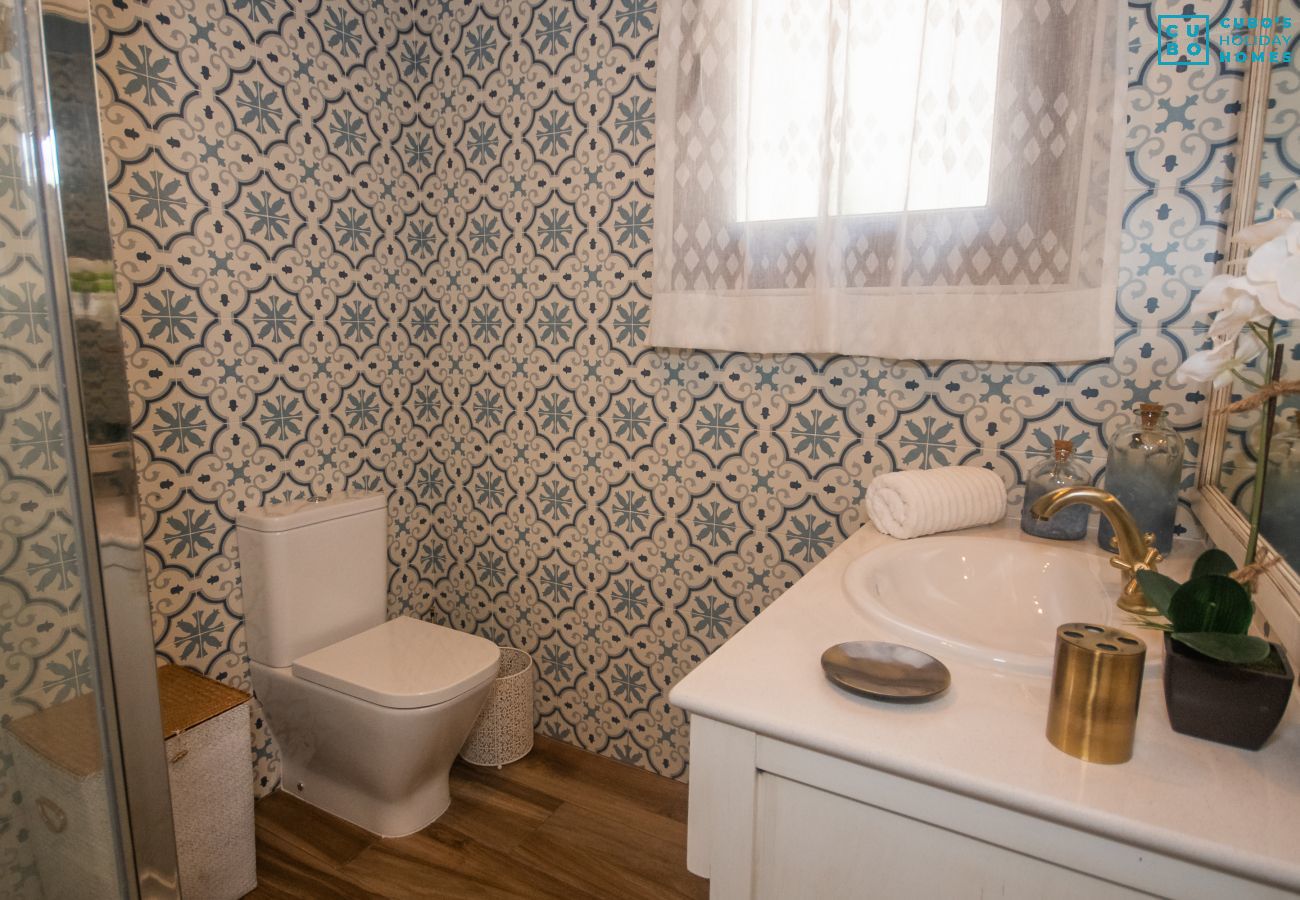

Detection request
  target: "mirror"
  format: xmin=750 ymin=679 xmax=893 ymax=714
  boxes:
xmin=43 ymin=11 xmax=130 ymax=448
xmin=1213 ymin=39 xmax=1300 ymax=571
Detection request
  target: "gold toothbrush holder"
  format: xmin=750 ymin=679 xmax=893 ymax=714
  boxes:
xmin=1046 ymin=623 xmax=1146 ymax=764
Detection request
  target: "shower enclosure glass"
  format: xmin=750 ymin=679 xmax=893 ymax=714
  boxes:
xmin=1 ymin=0 xmax=178 ymax=895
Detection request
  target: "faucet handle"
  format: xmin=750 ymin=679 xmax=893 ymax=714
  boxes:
xmin=1109 ymin=545 xmax=1162 ymax=575
xmin=1140 ymin=533 xmax=1162 ymax=567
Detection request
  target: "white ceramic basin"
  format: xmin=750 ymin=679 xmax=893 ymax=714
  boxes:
xmin=842 ymin=534 xmax=1163 ymax=675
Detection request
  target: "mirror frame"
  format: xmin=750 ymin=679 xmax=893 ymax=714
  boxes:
xmin=1193 ymin=3 xmax=1300 ymax=658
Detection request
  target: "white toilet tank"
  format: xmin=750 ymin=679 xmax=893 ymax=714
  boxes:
xmin=236 ymin=492 xmax=387 ymax=667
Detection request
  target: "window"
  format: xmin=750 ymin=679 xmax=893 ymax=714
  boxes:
xmin=652 ymin=0 xmax=1126 ymax=362
xmin=741 ymin=0 xmax=1002 ymax=221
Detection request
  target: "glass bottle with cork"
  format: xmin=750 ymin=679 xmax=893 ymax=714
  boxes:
xmin=1098 ymin=402 xmax=1184 ymax=556
xmin=1020 ymin=439 xmax=1091 ymax=540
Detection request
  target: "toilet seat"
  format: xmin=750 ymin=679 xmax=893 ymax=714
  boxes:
xmin=292 ymin=616 xmax=500 ymax=709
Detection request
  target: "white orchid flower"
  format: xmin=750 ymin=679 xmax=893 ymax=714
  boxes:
xmin=1182 ymin=206 xmax=1293 ymax=388
xmin=1189 ymin=272 xmax=1270 ymax=343
xmin=1233 ymin=207 xmax=1296 ymax=249
xmin=1189 ymin=272 xmax=1243 ymax=318
xmin=1245 ymin=233 xmax=1289 ymax=283
xmin=1270 ymin=250 xmax=1300 ymax=319
xmin=1175 ymin=331 xmax=1267 ymax=389
xmin=1205 ymin=290 xmax=1270 ymax=341
xmin=1222 ymin=208 xmax=1300 ymax=321
xmin=1239 ymin=235 xmax=1300 ymax=320
xmin=1190 ymin=272 xmax=1261 ymax=320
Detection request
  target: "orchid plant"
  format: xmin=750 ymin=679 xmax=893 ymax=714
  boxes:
xmin=1177 ymin=207 xmax=1300 ymax=569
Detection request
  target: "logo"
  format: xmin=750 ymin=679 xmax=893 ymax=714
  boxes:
xmin=1158 ymin=14 xmax=1210 ymax=66
xmin=1216 ymin=16 xmax=1294 ymax=65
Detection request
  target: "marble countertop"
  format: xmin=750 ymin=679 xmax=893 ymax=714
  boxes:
xmin=671 ymin=520 xmax=1300 ymax=892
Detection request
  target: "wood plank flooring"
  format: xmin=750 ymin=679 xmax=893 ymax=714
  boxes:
xmin=247 ymin=735 xmax=709 ymax=899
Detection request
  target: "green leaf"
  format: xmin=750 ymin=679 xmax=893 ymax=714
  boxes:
xmin=1191 ymin=548 xmax=1238 ymax=580
xmin=1135 ymin=570 xmax=1180 ymax=617
xmin=1167 ymin=575 xmax=1254 ymax=635
xmin=1172 ymin=632 xmax=1272 ymax=665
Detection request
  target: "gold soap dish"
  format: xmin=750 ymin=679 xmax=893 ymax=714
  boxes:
xmin=821 ymin=641 xmax=951 ymax=702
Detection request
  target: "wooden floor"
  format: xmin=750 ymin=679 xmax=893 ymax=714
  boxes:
xmin=247 ymin=735 xmax=709 ymax=899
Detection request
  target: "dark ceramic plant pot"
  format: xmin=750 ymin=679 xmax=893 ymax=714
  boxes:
xmin=1162 ymin=633 xmax=1295 ymax=750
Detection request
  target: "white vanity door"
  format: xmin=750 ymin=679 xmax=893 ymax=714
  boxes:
xmin=753 ymin=773 xmax=1147 ymax=900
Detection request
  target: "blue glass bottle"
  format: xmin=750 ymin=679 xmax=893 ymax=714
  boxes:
xmin=1021 ymin=440 xmax=1090 ymax=540
xmin=1098 ymin=404 xmax=1184 ymax=556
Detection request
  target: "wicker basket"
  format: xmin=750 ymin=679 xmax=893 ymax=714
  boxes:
xmin=459 ymin=648 xmax=535 ymax=767
xmin=5 ymin=666 xmax=254 ymax=900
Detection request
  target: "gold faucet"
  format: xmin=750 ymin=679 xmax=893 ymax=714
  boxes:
xmin=1029 ymin=486 xmax=1162 ymax=616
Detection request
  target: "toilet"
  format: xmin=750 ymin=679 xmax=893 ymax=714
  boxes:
xmin=236 ymin=492 xmax=500 ymax=837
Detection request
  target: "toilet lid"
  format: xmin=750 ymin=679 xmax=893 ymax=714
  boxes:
xmin=292 ymin=617 xmax=501 ymax=709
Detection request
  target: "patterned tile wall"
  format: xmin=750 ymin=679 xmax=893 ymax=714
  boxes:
xmin=88 ymin=0 xmax=1249 ymax=794
xmin=90 ymin=0 xmax=444 ymax=792
xmin=1 ymin=9 xmax=97 ymax=895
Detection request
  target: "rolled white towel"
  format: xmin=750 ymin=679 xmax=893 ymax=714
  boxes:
xmin=866 ymin=466 xmax=1008 ymax=539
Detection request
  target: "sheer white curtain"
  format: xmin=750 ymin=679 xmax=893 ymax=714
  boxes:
xmin=651 ymin=0 xmax=1127 ymax=362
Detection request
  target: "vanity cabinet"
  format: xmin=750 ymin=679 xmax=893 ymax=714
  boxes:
xmin=688 ymin=717 xmax=1294 ymax=900
xmin=672 ymin=523 xmax=1300 ymax=900
xmin=754 ymin=775 xmax=1140 ymax=899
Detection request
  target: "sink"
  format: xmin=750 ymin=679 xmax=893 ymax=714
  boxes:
xmin=842 ymin=534 xmax=1164 ymax=675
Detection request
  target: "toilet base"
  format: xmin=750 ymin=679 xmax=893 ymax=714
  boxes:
xmin=252 ymin=661 xmax=492 ymax=837
xmin=279 ymin=756 xmax=452 ymax=838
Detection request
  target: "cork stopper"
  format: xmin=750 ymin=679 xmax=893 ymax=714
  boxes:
xmin=1138 ymin=402 xmax=1164 ymax=429
xmin=1052 ymin=439 xmax=1074 ymax=461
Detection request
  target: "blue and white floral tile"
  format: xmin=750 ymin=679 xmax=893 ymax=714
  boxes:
xmin=1118 ymin=185 xmax=1234 ymax=328
xmin=1126 ymin=37 xmax=1245 ymax=192
xmin=1257 ymin=175 xmax=1300 ymax=215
